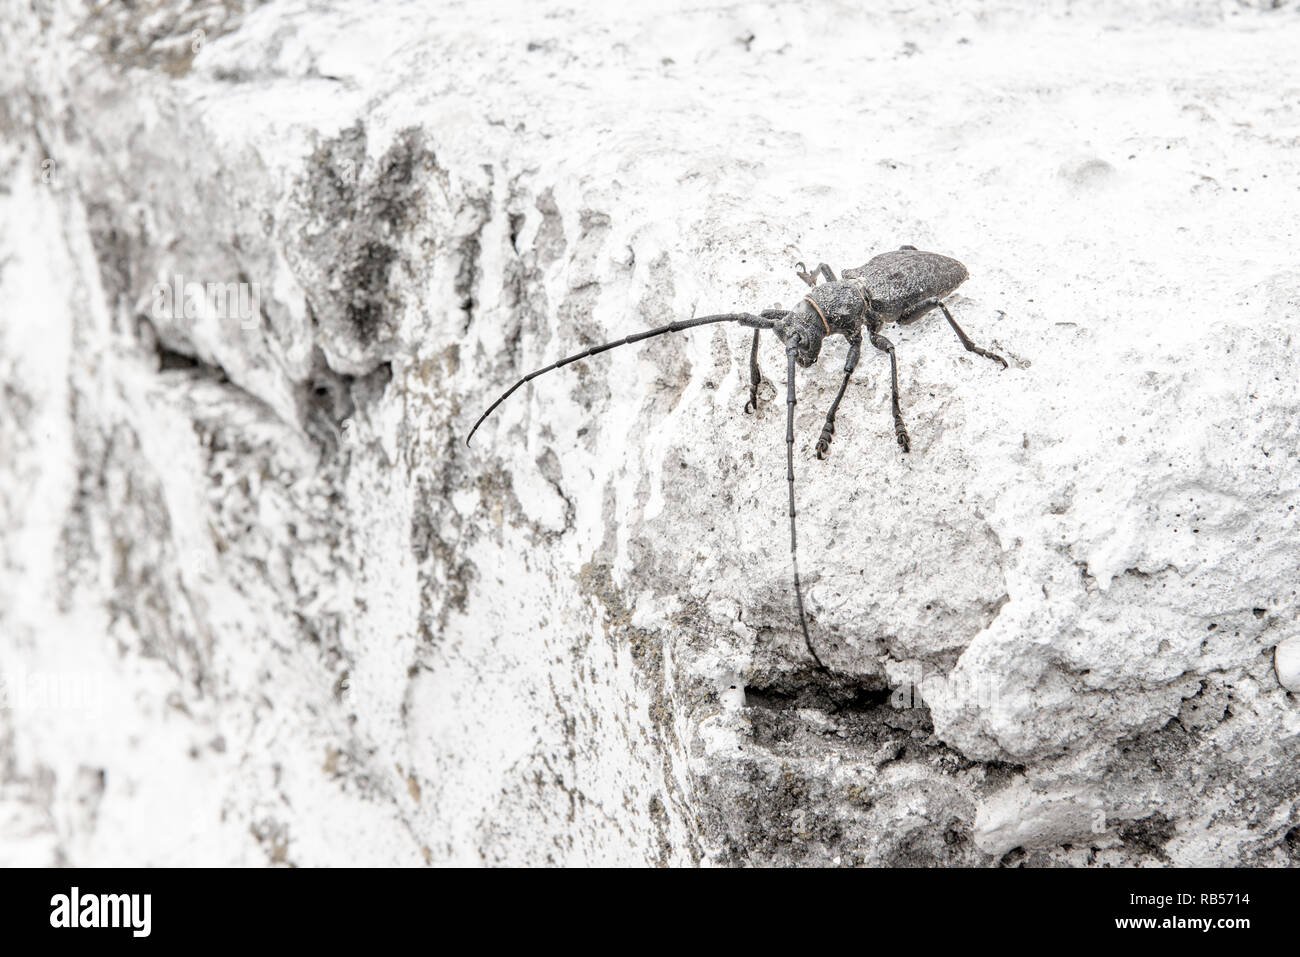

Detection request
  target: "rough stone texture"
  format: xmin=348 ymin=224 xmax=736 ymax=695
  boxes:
xmin=2 ymin=0 xmax=1299 ymax=866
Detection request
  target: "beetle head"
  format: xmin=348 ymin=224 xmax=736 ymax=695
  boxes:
xmin=771 ymin=305 xmax=825 ymax=367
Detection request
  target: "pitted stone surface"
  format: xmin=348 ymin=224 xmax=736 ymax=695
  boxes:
xmin=2 ymin=0 xmax=1298 ymax=866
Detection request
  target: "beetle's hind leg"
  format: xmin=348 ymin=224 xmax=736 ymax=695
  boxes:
xmin=794 ymin=262 xmax=838 ymax=288
xmin=869 ymin=332 xmax=910 ymax=453
xmin=899 ymin=297 xmax=1008 ymax=369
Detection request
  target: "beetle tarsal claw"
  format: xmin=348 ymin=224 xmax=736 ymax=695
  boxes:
xmin=816 ymin=421 xmax=835 ymax=459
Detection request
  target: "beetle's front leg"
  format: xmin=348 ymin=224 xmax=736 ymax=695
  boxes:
xmin=815 ymin=333 xmax=861 ymax=459
xmin=794 ymin=262 xmax=838 ymax=288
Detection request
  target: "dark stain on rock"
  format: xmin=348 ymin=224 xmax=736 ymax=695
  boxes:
xmin=296 ymin=124 xmax=438 ymax=350
xmin=1115 ymin=812 xmax=1177 ymax=861
xmin=85 ymin=0 xmax=258 ymax=77
xmin=410 ymin=467 xmax=477 ymax=638
xmin=532 ymin=189 xmax=566 ymax=264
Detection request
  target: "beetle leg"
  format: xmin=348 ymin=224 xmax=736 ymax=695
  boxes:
xmin=936 ymin=301 xmax=1009 ymax=368
xmin=899 ymin=297 xmax=1008 ymax=369
xmin=794 ymin=262 xmax=838 ymax=288
xmin=869 ymin=332 xmax=910 ymax=453
xmin=744 ymin=327 xmax=763 ymax=413
xmin=896 ymin=297 xmax=937 ymax=326
xmin=815 ymin=333 xmax=861 ymax=459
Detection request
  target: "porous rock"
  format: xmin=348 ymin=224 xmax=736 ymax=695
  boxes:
xmin=1 ymin=1 xmax=1298 ymax=866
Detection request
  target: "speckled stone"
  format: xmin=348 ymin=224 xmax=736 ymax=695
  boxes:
xmin=3 ymin=0 xmax=1299 ymax=868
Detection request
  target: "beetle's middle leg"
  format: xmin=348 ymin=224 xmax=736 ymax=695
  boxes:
xmin=815 ymin=333 xmax=861 ymax=459
xmin=869 ymin=332 xmax=910 ymax=453
xmin=744 ymin=327 xmax=763 ymax=413
xmin=899 ymin=297 xmax=1008 ymax=369
xmin=794 ymin=262 xmax=838 ymax=288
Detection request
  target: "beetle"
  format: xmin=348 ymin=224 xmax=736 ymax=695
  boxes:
xmin=467 ymin=246 xmax=1008 ymax=670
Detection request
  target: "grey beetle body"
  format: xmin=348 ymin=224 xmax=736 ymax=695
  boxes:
xmin=786 ymin=247 xmax=975 ymax=368
xmin=842 ymin=248 xmax=969 ymax=321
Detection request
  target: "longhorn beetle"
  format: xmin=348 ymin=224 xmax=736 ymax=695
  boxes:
xmin=466 ymin=246 xmax=1008 ymax=670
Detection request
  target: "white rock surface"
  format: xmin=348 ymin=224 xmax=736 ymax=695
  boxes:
xmin=1276 ymin=638 xmax=1300 ymax=694
xmin=2 ymin=0 xmax=1299 ymax=866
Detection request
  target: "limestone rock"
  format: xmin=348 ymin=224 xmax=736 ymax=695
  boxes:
xmin=2 ymin=0 xmax=1298 ymax=866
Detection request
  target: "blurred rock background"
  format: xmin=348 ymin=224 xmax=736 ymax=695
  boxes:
xmin=1 ymin=0 xmax=1298 ymax=865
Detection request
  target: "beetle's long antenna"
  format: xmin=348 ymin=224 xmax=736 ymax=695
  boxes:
xmin=466 ymin=312 xmax=775 ymax=445
xmin=786 ymin=344 xmax=827 ymax=671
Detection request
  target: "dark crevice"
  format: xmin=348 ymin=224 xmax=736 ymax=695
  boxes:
xmin=137 ymin=315 xmax=393 ymax=459
xmin=1283 ymin=826 xmax=1300 ymax=863
xmin=139 ymin=315 xmax=228 ymax=383
xmin=998 ymin=846 xmax=1027 ymax=867
xmin=742 ymin=671 xmax=1030 ymax=795
xmin=831 ymin=685 xmax=897 ymax=714
xmin=157 ymin=344 xmax=202 ymax=372
xmin=508 ymin=212 xmax=525 ymax=252
xmin=302 ymin=347 xmax=356 ymax=428
xmin=456 ymin=235 xmax=481 ymax=335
